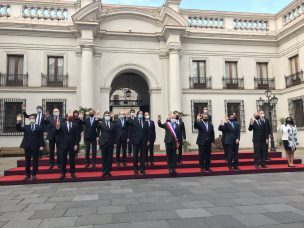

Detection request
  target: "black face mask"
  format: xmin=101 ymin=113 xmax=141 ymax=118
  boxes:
xmin=255 ymin=116 xmax=260 ymax=120
xmin=230 ymin=119 xmax=234 ymax=122
xmin=90 ymin=114 xmax=94 ymax=117
xmin=176 ymin=116 xmax=180 ymax=120
xmin=286 ymin=120 xmax=292 ymax=124
xmin=203 ymin=119 xmax=208 ymax=122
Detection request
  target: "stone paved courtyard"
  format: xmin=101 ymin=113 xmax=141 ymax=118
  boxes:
xmin=1 ymin=172 xmax=304 ymax=227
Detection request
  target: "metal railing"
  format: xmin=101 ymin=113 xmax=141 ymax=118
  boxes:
xmin=189 ymin=77 xmax=212 ymax=89
xmin=0 ymin=73 xmax=28 ymax=87
xmin=222 ymin=77 xmax=244 ymax=89
xmin=41 ymin=73 xmax=68 ymax=87
xmin=285 ymin=70 xmax=303 ymax=88
xmin=254 ymin=78 xmax=275 ymax=90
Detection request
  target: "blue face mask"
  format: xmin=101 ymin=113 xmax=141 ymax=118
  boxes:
xmin=138 ymin=114 xmax=143 ymax=119
xmin=230 ymin=119 xmax=234 ymax=122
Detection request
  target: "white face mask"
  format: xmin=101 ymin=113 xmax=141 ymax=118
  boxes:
xmin=37 ymin=109 xmax=42 ymax=113
xmin=170 ymin=119 xmax=176 ymax=123
xmin=130 ymin=113 xmax=135 ymax=117
xmin=120 ymin=115 xmax=125 ymax=119
xmin=138 ymin=114 xmax=143 ymax=119
xmin=104 ymin=116 xmax=111 ymax=122
xmin=145 ymin=115 xmax=150 ymax=120
xmin=260 ymin=114 xmax=265 ymax=118
xmin=29 ymin=119 xmax=35 ymax=124
xmin=54 ymin=112 xmax=59 ymax=117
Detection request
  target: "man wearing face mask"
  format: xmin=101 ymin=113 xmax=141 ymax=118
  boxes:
xmin=173 ymin=111 xmax=186 ymax=164
xmin=44 ymin=108 xmax=64 ymax=169
xmin=82 ymin=110 xmax=99 ymax=168
xmin=127 ymin=109 xmax=136 ymax=156
xmin=222 ymin=114 xmax=241 ymax=171
xmin=16 ymin=114 xmax=44 ymax=181
xmin=249 ymin=112 xmax=268 ymax=169
xmin=203 ymin=107 xmax=212 ymax=123
xmin=145 ymin=112 xmax=156 ymax=166
xmin=73 ymin=110 xmax=83 ymax=158
xmin=115 ymin=111 xmax=128 ymax=167
xmin=158 ymin=113 xmax=181 ymax=176
xmin=194 ymin=113 xmax=215 ymax=175
xmin=98 ymin=111 xmax=116 ymax=177
xmin=127 ymin=110 xmax=149 ymax=175
xmin=56 ymin=113 xmax=80 ymax=180
xmin=259 ymin=111 xmax=272 ymax=161
xmin=22 ymin=105 xmax=46 ymax=158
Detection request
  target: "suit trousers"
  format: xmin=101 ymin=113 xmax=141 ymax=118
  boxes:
xmin=116 ymin=137 xmax=127 ymax=163
xmin=101 ymin=143 xmax=114 ymax=174
xmin=146 ymin=143 xmax=154 ymax=163
xmin=61 ymin=146 xmax=76 ymax=175
xmin=165 ymin=143 xmax=177 ymax=170
xmin=127 ymin=140 xmax=133 ymax=155
xmin=198 ymin=141 xmax=212 ymax=169
xmin=226 ymin=143 xmax=239 ymax=168
xmin=85 ymin=140 xmax=97 ymax=165
xmin=253 ymin=142 xmax=266 ymax=166
xmin=133 ymin=141 xmax=147 ymax=172
xmin=49 ymin=139 xmax=61 ymax=166
xmin=177 ymin=140 xmax=183 ymax=162
xmin=24 ymin=148 xmax=39 ymax=176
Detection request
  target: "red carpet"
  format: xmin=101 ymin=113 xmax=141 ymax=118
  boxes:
xmin=0 ymin=151 xmax=303 ymax=185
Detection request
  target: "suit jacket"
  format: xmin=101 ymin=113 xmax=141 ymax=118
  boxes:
xmin=194 ymin=120 xmax=215 ymax=145
xmin=56 ymin=121 xmax=80 ymax=150
xmin=127 ymin=116 xmax=136 ymax=141
xmin=248 ymin=120 xmax=268 ymax=142
xmin=176 ymin=119 xmax=186 ymax=141
xmin=158 ymin=120 xmax=182 ymax=144
xmin=97 ymin=121 xmax=116 ymax=146
xmin=83 ymin=117 xmax=99 ymax=141
xmin=146 ymin=119 xmax=156 ymax=143
xmin=218 ymin=124 xmax=226 ymax=144
xmin=45 ymin=115 xmax=65 ymax=141
xmin=115 ymin=118 xmax=128 ymax=142
xmin=223 ymin=121 xmax=240 ymax=145
xmin=16 ymin=123 xmax=44 ymax=150
xmin=261 ymin=117 xmax=271 ymax=137
xmin=127 ymin=118 xmax=149 ymax=145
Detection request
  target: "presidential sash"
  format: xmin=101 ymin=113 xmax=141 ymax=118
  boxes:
xmin=165 ymin=122 xmax=179 ymax=149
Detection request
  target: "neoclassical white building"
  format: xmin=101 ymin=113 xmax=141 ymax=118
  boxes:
xmin=0 ymin=0 xmax=303 ymax=149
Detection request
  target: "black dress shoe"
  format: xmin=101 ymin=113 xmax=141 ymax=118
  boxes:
xmin=228 ymin=167 xmax=233 ymax=171
xmin=261 ymin=165 xmax=268 ymax=169
xmin=200 ymin=169 xmax=204 ymax=176
xmin=71 ymin=173 xmax=77 ymax=179
xmin=134 ymin=170 xmax=139 ymax=175
xmin=102 ymin=172 xmax=107 ymax=178
xmin=123 ymin=162 xmax=127 ymax=167
xmin=172 ymin=169 xmax=177 ymax=175
xmin=117 ymin=162 xmax=121 ymax=167
xmin=92 ymin=164 xmax=96 ymax=168
xmin=108 ymin=172 xmax=112 ymax=177
xmin=169 ymin=169 xmax=174 ymax=176
xmin=49 ymin=165 xmax=54 ymax=170
xmin=85 ymin=164 xmax=89 ymax=168
xmin=205 ymin=168 xmax=212 ymax=172
xmin=32 ymin=175 xmax=37 ymax=181
xmin=23 ymin=175 xmax=30 ymax=181
xmin=60 ymin=174 xmax=65 ymax=180
xmin=234 ymin=167 xmax=240 ymax=171
xmin=140 ymin=170 xmax=146 ymax=175
xmin=255 ymin=164 xmax=260 ymax=169
xmin=150 ymin=162 xmax=154 ymax=166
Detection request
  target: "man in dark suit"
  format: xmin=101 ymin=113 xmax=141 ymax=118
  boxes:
xmin=173 ymin=111 xmax=186 ymax=164
xmin=218 ymin=119 xmax=227 ymax=161
xmin=260 ymin=111 xmax=271 ymax=161
xmin=82 ymin=110 xmax=99 ymax=168
xmin=127 ymin=110 xmax=149 ymax=175
xmin=249 ymin=112 xmax=268 ymax=169
xmin=145 ymin=112 xmax=156 ymax=165
xmin=97 ymin=111 xmax=116 ymax=177
xmin=73 ymin=110 xmax=83 ymax=158
xmin=44 ymin=108 xmax=65 ymax=169
xmin=158 ymin=113 xmax=181 ymax=175
xmin=22 ymin=105 xmax=46 ymax=158
xmin=56 ymin=113 xmax=80 ymax=180
xmin=16 ymin=114 xmax=44 ymax=181
xmin=202 ymin=107 xmax=212 ymax=123
xmin=194 ymin=113 xmax=215 ymax=175
xmin=127 ymin=109 xmax=136 ymax=156
xmin=115 ymin=111 xmax=128 ymax=167
xmin=222 ymin=114 xmax=241 ymax=171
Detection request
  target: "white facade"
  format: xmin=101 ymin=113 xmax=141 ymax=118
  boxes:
xmin=0 ymin=0 xmax=303 ymax=149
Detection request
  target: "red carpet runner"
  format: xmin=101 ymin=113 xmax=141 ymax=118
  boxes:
xmin=0 ymin=151 xmax=303 ymax=185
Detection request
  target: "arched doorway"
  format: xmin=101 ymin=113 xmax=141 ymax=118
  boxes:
xmin=110 ymin=72 xmax=150 ymax=113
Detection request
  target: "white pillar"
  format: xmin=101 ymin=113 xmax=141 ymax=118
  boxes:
xmin=168 ymin=46 xmax=182 ymax=112
xmin=100 ymin=88 xmax=111 ymax=114
xmin=80 ymin=46 xmax=94 ymax=108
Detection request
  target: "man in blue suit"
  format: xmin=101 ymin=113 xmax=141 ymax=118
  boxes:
xmin=16 ymin=114 xmax=44 ymax=181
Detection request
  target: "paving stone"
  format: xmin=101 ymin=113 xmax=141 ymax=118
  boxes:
xmin=112 ymin=212 xmax=146 ymax=223
xmin=262 ymin=204 xmax=298 ymax=212
xmin=38 ymin=217 xmax=77 ymax=228
xmin=234 ymin=205 xmax=270 ymax=214
xmin=76 ymin=214 xmax=112 ymax=226
xmin=263 ymin=212 xmax=304 ymax=224
xmin=206 ymin=206 xmax=242 ymax=216
xmin=144 ymin=210 xmax=180 ymax=221
xmin=202 ymin=215 xmax=245 ymax=228
xmin=65 ymin=207 xmax=97 ymax=216
xmin=0 ymin=211 xmax=35 ymax=221
xmin=73 ymin=194 xmax=99 ymax=201
xmin=23 ymin=203 xmax=56 ymax=212
xmin=30 ymin=208 xmax=67 ymax=219
xmin=2 ymin=219 xmax=41 ymax=228
xmin=232 ymin=213 xmax=279 ymax=226
xmin=175 ymin=208 xmax=212 ymax=219
xmin=97 ymin=205 xmax=127 ymax=215
xmin=167 ymin=218 xmax=209 ymax=228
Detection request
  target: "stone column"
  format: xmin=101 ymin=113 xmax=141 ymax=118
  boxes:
xmin=168 ymin=45 xmax=182 ymax=112
xmin=80 ymin=46 xmax=94 ymax=108
xmin=100 ymin=88 xmax=111 ymax=114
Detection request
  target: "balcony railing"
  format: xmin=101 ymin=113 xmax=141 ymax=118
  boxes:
xmin=254 ymin=78 xmax=275 ymax=90
xmin=222 ymin=77 xmax=244 ymax=89
xmin=0 ymin=4 xmax=10 ymax=18
xmin=110 ymin=100 xmax=143 ymax=107
xmin=0 ymin=73 xmax=28 ymax=87
xmin=189 ymin=77 xmax=212 ymax=89
xmin=41 ymin=73 xmax=68 ymax=87
xmin=188 ymin=16 xmax=224 ymax=29
xmin=285 ymin=70 xmax=303 ymax=88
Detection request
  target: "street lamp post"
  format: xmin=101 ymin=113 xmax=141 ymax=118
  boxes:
xmin=258 ymin=89 xmax=278 ymax=152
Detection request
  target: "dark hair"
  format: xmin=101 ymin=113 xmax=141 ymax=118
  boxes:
xmin=285 ymin=117 xmax=295 ymax=126
xmin=137 ymin=110 xmax=143 ymax=116
xmin=104 ymin=111 xmax=110 ymax=115
xmin=73 ymin=110 xmax=79 ymax=115
xmin=130 ymin=109 xmax=135 ymax=113
xmin=36 ymin=106 xmax=43 ymax=110
xmin=173 ymin=111 xmax=179 ymax=114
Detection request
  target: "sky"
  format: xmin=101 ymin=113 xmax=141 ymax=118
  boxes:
xmin=102 ymin=0 xmax=294 ymax=14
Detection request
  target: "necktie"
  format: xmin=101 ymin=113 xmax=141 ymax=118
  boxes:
xmin=31 ymin=125 xmax=35 ymax=132
xmin=91 ymin=118 xmax=93 ymax=127
xmin=205 ymin=122 xmax=208 ymax=131
xmin=121 ymin=119 xmax=124 ymax=127
xmin=70 ymin=122 xmax=72 ymax=131
xmin=107 ymin=122 xmax=110 ymax=129
xmin=54 ymin=117 xmax=57 ymax=126
xmin=37 ymin=113 xmax=40 ymax=125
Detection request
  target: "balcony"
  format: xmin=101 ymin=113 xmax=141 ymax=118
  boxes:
xmin=222 ymin=77 xmax=244 ymax=89
xmin=110 ymin=100 xmax=143 ymax=107
xmin=41 ymin=73 xmax=68 ymax=87
xmin=189 ymin=77 xmax=212 ymax=89
xmin=254 ymin=78 xmax=275 ymax=90
xmin=0 ymin=73 xmax=28 ymax=87
xmin=285 ymin=70 xmax=303 ymax=88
